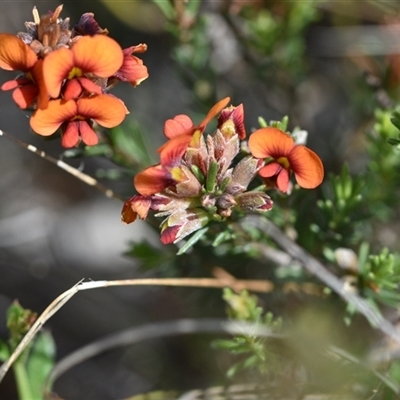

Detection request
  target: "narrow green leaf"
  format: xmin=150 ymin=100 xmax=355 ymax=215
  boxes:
xmin=387 ymin=137 xmax=400 ymax=146
xmin=206 ymin=160 xmax=218 ymax=192
xmin=177 ymin=227 xmax=209 ymax=255
xmin=390 ymin=116 xmax=400 ymax=131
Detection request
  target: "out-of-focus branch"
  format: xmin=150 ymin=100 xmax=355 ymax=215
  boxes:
xmin=242 ymin=215 xmax=400 ymax=345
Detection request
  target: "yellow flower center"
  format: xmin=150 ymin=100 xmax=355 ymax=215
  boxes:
xmin=220 ymin=120 xmax=235 ymax=137
xmin=67 ymin=67 xmax=83 ymax=79
xmin=277 ymin=156 xmax=290 ymax=169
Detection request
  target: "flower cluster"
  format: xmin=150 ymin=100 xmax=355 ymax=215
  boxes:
xmin=121 ymin=98 xmax=324 ymax=244
xmin=0 ymin=5 xmax=148 ymax=147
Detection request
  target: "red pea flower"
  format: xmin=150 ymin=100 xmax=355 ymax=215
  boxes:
xmin=30 ymin=94 xmax=127 ymax=147
xmin=248 ymin=127 xmax=324 ymax=193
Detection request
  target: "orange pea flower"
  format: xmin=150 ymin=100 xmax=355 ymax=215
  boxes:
xmin=42 ymin=34 xmax=124 ymax=99
xmin=134 ymin=165 xmax=175 ymax=196
xmin=0 ymin=34 xmax=48 ymax=109
xmin=159 ymin=97 xmax=231 ymax=166
xmin=30 ymin=94 xmax=127 ymax=147
xmin=248 ymin=127 xmax=324 ymax=193
xmin=113 ymin=44 xmax=149 ymax=87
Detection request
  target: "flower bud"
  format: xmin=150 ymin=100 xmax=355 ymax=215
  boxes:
xmin=217 ymin=104 xmax=246 ymax=139
xmin=160 ymin=209 xmax=210 ymax=244
xmin=235 ymin=192 xmax=273 ymax=213
xmin=226 ymin=156 xmax=264 ymax=195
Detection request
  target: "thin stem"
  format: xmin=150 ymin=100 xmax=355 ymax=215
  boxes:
xmin=0 ymin=276 xmax=273 ymax=384
xmin=13 ymin=360 xmax=34 ymax=400
xmin=0 ymin=129 xmax=125 ymax=202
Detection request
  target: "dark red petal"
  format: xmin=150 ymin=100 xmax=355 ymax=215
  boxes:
xmin=160 ymin=226 xmax=180 ymax=244
xmin=121 ymin=200 xmax=138 ymax=224
xmin=218 ymin=103 xmax=246 ymax=139
xmin=74 ymin=12 xmax=108 ymax=36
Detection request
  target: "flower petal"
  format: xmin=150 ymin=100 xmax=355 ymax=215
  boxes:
xmin=42 ymin=47 xmax=75 ymax=98
xmin=288 ymin=145 xmax=324 ymax=189
xmin=276 ymin=168 xmax=290 ymax=193
xmin=248 ymin=127 xmax=294 ymax=159
xmin=199 ymin=97 xmax=230 ymax=129
xmin=63 ymin=79 xmax=83 ymax=101
xmin=78 ymin=77 xmax=102 ymax=95
xmin=30 ymin=99 xmax=77 ymax=136
xmin=31 ymin=60 xmax=49 ymax=109
xmin=134 ymin=165 xmax=173 ymax=196
xmin=121 ymin=200 xmax=138 ymax=224
xmin=62 ymin=121 xmax=80 ymax=148
xmin=218 ymin=103 xmax=246 ymax=139
xmin=114 ymin=46 xmax=149 ymax=86
xmin=76 ymin=94 xmax=127 ymax=128
xmin=12 ymin=83 xmax=38 ymax=109
xmin=78 ymin=120 xmax=98 ymax=146
xmin=258 ymin=162 xmax=281 ymax=178
xmin=121 ymin=195 xmax=152 ymax=222
xmin=1 ymin=78 xmax=29 ymax=91
xmin=74 ymin=12 xmax=109 ymax=36
xmin=72 ymin=35 xmax=123 ymax=78
xmin=160 ymin=225 xmax=180 ymax=244
xmin=164 ymin=114 xmax=193 ymax=139
xmin=0 ymin=34 xmax=37 ymax=71
xmin=158 ymin=135 xmax=193 ymax=166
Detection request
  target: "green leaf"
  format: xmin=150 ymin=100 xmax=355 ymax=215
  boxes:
xmin=387 ymin=137 xmax=400 ymax=146
xmin=206 ymin=160 xmax=218 ymax=193
xmin=177 ymin=227 xmax=209 ymax=255
xmin=26 ymin=330 xmax=56 ymax=399
xmin=0 ymin=338 xmax=9 ymax=362
xmin=109 ymin=123 xmax=153 ymax=168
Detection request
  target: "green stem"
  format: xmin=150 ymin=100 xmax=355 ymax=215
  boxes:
xmin=13 ymin=360 xmax=34 ymax=400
